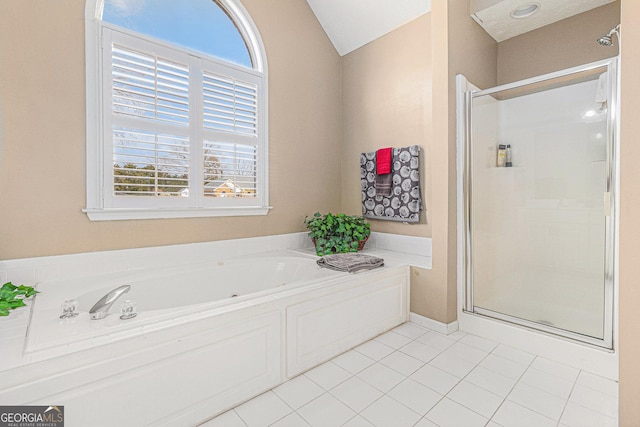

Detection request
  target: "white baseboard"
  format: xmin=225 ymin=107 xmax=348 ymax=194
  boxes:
xmin=409 ymin=312 xmax=459 ymax=335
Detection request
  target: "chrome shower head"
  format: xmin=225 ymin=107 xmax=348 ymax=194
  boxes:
xmin=597 ymin=25 xmax=620 ymax=47
xmin=597 ymin=34 xmax=614 ymax=47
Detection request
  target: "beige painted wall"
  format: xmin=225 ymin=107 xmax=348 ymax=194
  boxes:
xmin=341 ymin=15 xmax=432 ymax=238
xmin=618 ymin=1 xmax=640 ymax=423
xmin=340 ymin=2 xmax=497 ymax=323
xmin=426 ymin=0 xmax=497 ymax=323
xmin=497 ymin=2 xmax=620 ymax=85
xmin=0 ymin=0 xmax=342 ymax=260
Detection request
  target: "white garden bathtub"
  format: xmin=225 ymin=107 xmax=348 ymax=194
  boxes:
xmin=25 ymin=253 xmax=344 ymax=357
xmin=4 ymin=250 xmax=410 ymax=426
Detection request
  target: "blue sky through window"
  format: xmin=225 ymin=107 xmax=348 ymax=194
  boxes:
xmin=103 ymin=0 xmax=252 ymax=68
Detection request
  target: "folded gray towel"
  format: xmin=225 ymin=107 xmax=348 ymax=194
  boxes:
xmin=317 ymin=253 xmax=384 ymax=273
xmin=375 ymin=173 xmax=392 ymax=197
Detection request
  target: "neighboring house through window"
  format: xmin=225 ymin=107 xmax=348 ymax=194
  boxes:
xmin=84 ymin=0 xmax=269 ymax=220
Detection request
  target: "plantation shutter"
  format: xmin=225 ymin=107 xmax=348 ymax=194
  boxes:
xmin=106 ymin=31 xmax=192 ymax=204
xmin=203 ymin=72 xmax=258 ymax=135
xmin=101 ymin=27 xmax=266 ymax=211
xmin=201 ymin=62 xmax=261 ymax=201
xmin=111 ymin=46 xmax=190 ymax=125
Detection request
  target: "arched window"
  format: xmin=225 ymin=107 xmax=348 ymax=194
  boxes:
xmin=102 ymin=0 xmax=252 ymax=68
xmin=84 ymin=0 xmax=269 ymax=220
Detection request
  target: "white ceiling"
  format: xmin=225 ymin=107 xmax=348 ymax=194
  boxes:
xmin=305 ymin=0 xmax=432 ymax=56
xmin=306 ymin=0 xmax=616 ymax=56
xmin=471 ymin=0 xmax=616 ymax=42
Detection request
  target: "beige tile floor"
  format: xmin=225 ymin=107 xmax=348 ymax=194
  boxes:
xmin=200 ymin=322 xmax=618 ymax=427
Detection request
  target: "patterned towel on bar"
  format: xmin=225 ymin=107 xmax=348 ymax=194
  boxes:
xmin=317 ymin=253 xmax=385 ymax=273
xmin=361 ymin=145 xmax=422 ymax=223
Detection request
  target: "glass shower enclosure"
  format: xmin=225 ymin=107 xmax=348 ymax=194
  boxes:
xmin=461 ymin=58 xmax=617 ymax=348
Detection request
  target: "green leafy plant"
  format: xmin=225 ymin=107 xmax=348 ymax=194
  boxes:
xmin=304 ymin=212 xmax=371 ymax=256
xmin=0 ymin=282 xmax=39 ymax=316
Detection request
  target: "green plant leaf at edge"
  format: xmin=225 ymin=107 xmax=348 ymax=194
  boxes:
xmin=0 ymin=282 xmax=39 ymax=316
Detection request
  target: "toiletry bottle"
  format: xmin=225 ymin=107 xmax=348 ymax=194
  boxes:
xmin=505 ymin=144 xmax=512 ymax=167
xmin=497 ymin=144 xmax=506 ymax=167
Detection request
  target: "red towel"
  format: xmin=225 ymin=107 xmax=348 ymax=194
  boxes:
xmin=376 ymin=147 xmax=392 ymax=175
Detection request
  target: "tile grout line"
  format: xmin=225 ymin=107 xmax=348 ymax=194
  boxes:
xmin=264 ymin=390 xmax=297 ymax=427
xmin=474 ymin=346 xmax=539 ymax=425
xmin=336 ymin=324 xmax=432 ymax=426
xmin=354 ymin=323 xmax=454 ymax=426
xmin=559 ymin=372 xmax=619 ymax=424
xmin=436 ymin=341 xmax=501 ymax=423
xmin=234 ymin=409 xmax=249 ymax=427
xmin=214 ymin=322 xmax=614 ymax=427
xmin=391 ymin=323 xmax=453 ymax=427
xmin=298 ymin=324 xmax=430 ymax=426
xmin=385 ymin=324 xmax=490 ymax=426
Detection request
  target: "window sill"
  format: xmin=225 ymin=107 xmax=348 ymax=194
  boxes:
xmin=84 ymin=206 xmax=272 ymax=221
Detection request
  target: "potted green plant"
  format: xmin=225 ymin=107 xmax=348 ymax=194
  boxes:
xmin=304 ymin=212 xmax=371 ymax=256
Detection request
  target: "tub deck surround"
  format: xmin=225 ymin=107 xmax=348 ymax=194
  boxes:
xmin=0 ymin=232 xmax=430 ymax=426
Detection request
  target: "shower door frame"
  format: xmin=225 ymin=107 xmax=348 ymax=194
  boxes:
xmin=460 ymin=57 xmax=618 ymax=350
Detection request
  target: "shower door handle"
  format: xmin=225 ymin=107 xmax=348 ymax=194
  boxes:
xmin=604 ymin=192 xmax=611 ymax=216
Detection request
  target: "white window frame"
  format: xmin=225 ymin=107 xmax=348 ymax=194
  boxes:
xmin=84 ymin=0 xmax=269 ymax=221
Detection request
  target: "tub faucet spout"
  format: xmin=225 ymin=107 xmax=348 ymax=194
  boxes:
xmin=89 ymin=285 xmax=131 ymax=320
